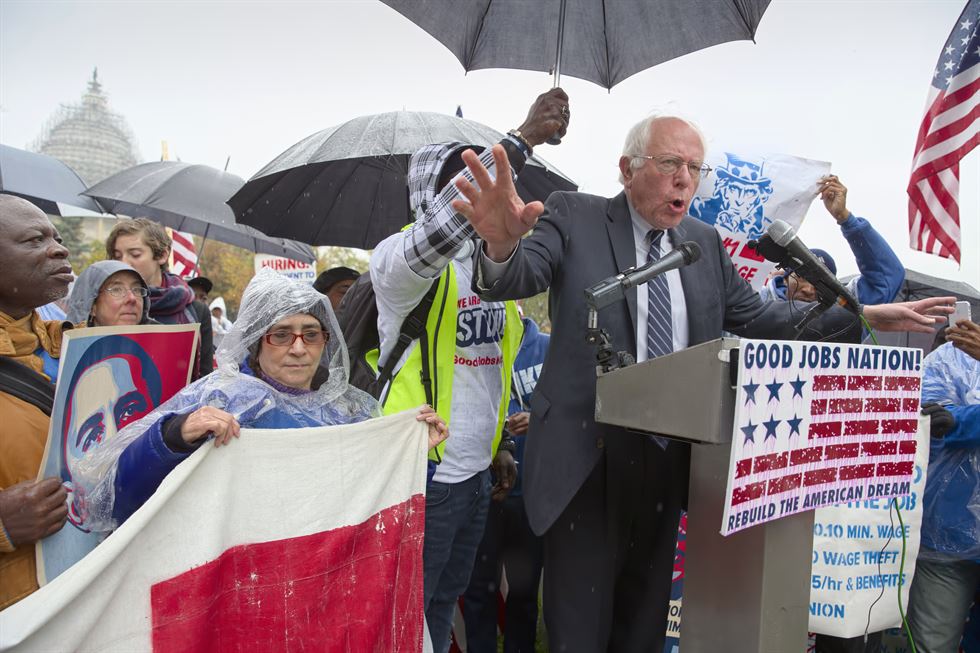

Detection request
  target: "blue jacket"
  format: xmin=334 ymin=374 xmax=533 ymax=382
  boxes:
xmin=111 ymin=374 xmax=375 ymax=525
xmin=760 ymin=214 xmax=904 ymax=305
xmin=919 ymin=343 xmax=980 ymax=561
xmin=506 ymin=317 xmax=550 ymax=496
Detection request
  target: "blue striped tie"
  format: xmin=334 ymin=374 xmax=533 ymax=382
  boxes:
xmin=646 ymin=230 xmax=671 ymax=450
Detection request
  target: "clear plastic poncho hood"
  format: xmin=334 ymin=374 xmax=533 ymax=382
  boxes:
xmin=74 ymin=269 xmax=380 ymax=532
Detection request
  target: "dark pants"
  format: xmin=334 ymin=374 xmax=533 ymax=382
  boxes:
xmin=463 ymin=493 xmax=543 ymax=653
xmin=542 ymin=431 xmax=689 ymax=653
xmin=423 ymin=468 xmax=492 ymax=653
xmin=814 ymin=633 xmax=884 ymax=652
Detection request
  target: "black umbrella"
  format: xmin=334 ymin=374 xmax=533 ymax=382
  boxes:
xmin=380 ymin=0 xmax=773 ymax=90
xmin=228 ymin=111 xmax=577 ymax=249
xmin=84 ymin=162 xmax=315 ymax=263
xmin=0 ymin=144 xmax=105 ymax=215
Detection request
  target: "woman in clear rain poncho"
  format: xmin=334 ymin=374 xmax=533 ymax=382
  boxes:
xmin=75 ymin=269 xmax=447 ymax=532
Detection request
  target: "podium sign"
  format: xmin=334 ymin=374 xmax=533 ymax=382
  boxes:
xmin=722 ymin=340 xmax=923 ymax=536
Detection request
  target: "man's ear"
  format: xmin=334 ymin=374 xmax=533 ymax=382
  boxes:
xmin=618 ymin=156 xmax=633 ymax=185
xmin=156 ymin=246 xmax=172 ymax=268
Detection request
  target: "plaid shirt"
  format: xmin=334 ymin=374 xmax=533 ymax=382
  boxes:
xmin=403 ymin=140 xmax=525 ymax=278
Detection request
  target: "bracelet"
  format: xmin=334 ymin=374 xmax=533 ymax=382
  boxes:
xmin=506 ymin=130 xmax=533 ymax=157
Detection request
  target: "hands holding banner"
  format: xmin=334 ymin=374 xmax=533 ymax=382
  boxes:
xmin=0 ymin=478 xmax=67 ymax=547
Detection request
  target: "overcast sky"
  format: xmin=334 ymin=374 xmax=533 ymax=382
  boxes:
xmin=1 ymin=0 xmax=977 ymax=287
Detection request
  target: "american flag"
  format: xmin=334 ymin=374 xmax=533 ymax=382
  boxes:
xmin=170 ymin=229 xmax=199 ymax=277
xmin=907 ymin=0 xmax=980 ymax=264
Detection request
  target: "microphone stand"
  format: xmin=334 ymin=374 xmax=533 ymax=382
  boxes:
xmin=793 ymin=301 xmax=832 ymax=340
xmin=585 ymin=305 xmax=635 ymax=375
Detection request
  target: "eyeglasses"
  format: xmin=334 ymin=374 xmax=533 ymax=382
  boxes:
xmin=101 ymin=286 xmax=149 ymax=298
xmin=632 ymin=154 xmax=712 ymax=179
xmin=262 ymin=329 xmax=329 ymax=347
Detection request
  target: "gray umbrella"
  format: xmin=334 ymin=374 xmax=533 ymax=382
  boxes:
xmin=380 ymin=0 xmax=772 ymax=90
xmin=84 ymin=162 xmax=315 ymax=263
xmin=0 ymin=144 xmax=105 ymax=215
xmin=228 ymin=111 xmax=577 ymax=249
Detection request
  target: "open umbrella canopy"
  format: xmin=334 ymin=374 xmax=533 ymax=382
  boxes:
xmin=228 ymin=111 xmax=577 ymax=249
xmin=84 ymin=162 xmax=315 ymax=263
xmin=380 ymin=0 xmax=772 ymax=90
xmin=0 ymin=144 xmax=105 ymax=215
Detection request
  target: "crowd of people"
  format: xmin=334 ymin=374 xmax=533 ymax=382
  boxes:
xmin=0 ymin=87 xmax=973 ymax=653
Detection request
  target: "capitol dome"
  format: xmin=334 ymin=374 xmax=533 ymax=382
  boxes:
xmin=31 ymin=68 xmax=140 ymax=186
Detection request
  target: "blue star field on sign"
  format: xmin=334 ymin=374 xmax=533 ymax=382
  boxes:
xmin=741 ymin=420 xmax=758 ymax=444
xmin=787 ymin=414 xmax=803 ymax=437
xmin=765 ymin=381 xmax=783 ymax=402
xmin=743 ymin=381 xmax=760 ymax=405
xmin=763 ymin=416 xmax=781 ymax=441
xmin=790 ymin=375 xmax=807 ymax=398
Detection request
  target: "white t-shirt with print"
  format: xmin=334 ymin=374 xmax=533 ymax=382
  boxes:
xmin=372 ymin=235 xmax=504 ymax=484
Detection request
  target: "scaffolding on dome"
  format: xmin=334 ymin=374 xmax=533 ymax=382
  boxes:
xmin=30 ymin=68 xmax=141 ymax=187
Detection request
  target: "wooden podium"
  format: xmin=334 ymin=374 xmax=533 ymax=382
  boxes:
xmin=595 ymin=338 xmax=814 ymax=653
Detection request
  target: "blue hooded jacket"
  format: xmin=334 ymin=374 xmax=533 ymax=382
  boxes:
xmin=506 ymin=317 xmax=550 ymax=496
xmin=759 ymin=213 xmax=904 ymax=306
xmin=919 ymin=343 xmax=980 ymax=561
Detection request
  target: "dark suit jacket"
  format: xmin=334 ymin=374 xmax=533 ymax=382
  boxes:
xmin=476 ymin=191 xmax=861 ymax=535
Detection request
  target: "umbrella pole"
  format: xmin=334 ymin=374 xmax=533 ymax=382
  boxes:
xmin=552 ymin=0 xmax=567 ymax=88
xmin=545 ymin=0 xmax=567 ymax=145
xmin=195 ymin=234 xmax=209 ymax=277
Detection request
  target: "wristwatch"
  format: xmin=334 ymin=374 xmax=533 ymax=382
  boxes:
xmin=506 ymin=129 xmax=533 ymax=157
xmin=497 ymin=436 xmax=517 ymax=454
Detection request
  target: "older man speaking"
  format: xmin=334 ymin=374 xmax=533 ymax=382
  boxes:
xmin=440 ymin=112 xmax=954 ymax=652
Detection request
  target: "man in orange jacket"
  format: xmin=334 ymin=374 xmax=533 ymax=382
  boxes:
xmin=0 ymin=194 xmax=73 ymax=609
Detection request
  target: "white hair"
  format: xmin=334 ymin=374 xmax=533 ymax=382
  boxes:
xmin=618 ymin=113 xmax=708 ymax=184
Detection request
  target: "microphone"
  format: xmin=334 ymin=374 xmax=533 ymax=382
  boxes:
xmin=756 ymin=220 xmax=861 ymax=314
xmin=585 ymin=241 xmax=702 ymax=310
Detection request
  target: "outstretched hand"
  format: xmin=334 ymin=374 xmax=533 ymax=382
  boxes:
xmin=863 ymin=296 xmax=956 ymax=333
xmin=451 ymin=145 xmax=544 ymax=262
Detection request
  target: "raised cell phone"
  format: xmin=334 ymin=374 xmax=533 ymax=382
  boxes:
xmin=948 ymin=300 xmax=972 ymax=326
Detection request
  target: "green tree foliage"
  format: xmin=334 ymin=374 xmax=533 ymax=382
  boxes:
xmin=195 ymin=240 xmax=255 ymax=320
xmin=520 ymin=290 xmax=551 ymax=333
xmin=51 ymin=215 xmax=91 ymax=260
xmin=316 ymin=246 xmax=370 ymax=275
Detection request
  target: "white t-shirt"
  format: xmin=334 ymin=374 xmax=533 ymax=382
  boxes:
xmin=372 ymin=235 xmax=504 ymax=484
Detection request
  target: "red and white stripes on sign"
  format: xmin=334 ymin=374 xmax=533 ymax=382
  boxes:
xmin=170 ymin=230 xmax=198 ymax=277
xmin=731 ymin=373 xmax=921 ymax=508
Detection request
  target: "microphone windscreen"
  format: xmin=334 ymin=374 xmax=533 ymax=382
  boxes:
xmin=767 ymin=219 xmax=796 ymax=247
xmin=678 ymin=241 xmax=702 ymax=265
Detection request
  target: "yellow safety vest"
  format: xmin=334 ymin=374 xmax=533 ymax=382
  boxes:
xmin=368 ymin=263 xmax=523 ymax=462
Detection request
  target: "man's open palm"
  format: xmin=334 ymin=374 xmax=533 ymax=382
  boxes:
xmin=451 ymin=145 xmax=544 ymax=261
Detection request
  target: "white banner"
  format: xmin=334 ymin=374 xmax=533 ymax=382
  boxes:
xmin=808 ymin=417 xmax=929 ymax=637
xmin=2 ymin=411 xmax=430 ymax=653
xmin=254 ymin=254 xmax=316 ymax=283
xmin=690 ymin=152 xmax=829 ymax=290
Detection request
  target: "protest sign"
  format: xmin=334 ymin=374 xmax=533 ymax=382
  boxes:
xmin=690 ymin=152 xmax=829 ymax=291
xmin=5 ymin=411 xmax=430 ymax=653
xmin=35 ymin=324 xmax=199 ymax=585
xmin=808 ymin=417 xmax=929 ymax=637
xmin=723 ymin=340 xmax=923 ymax=536
xmin=254 ymin=254 xmax=316 ymax=283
